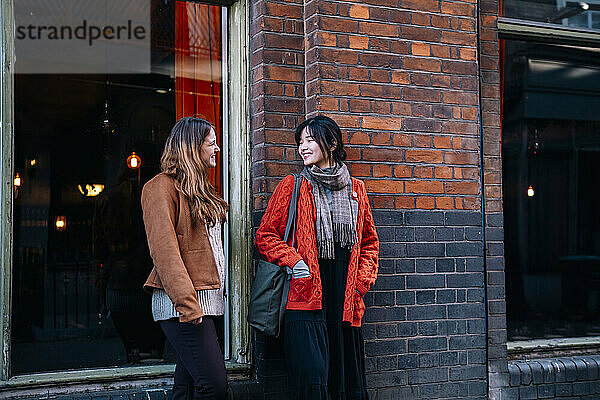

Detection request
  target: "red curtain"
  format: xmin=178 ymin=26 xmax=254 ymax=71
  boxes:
xmin=175 ymin=1 xmax=222 ymax=193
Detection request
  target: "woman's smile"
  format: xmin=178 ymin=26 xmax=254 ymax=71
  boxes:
xmin=298 ymin=128 xmax=331 ymax=168
xmin=201 ymin=128 xmax=220 ymax=168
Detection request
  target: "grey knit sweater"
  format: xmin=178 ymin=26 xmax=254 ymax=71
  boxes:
xmin=151 ymin=222 xmax=226 ymax=321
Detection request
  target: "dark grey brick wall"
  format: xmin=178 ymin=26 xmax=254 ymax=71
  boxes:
xmin=363 ymin=210 xmax=487 ymax=399
xmin=486 ymin=212 xmax=508 ymax=399
xmin=248 ymin=209 xmax=488 ymax=399
xmin=506 ymin=356 xmax=600 ymax=399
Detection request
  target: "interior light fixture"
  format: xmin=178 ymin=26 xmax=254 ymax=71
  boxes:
xmin=78 ymin=184 xmax=105 ymax=197
xmin=14 ymin=173 xmax=22 ymax=187
xmin=55 ymin=215 xmax=67 ymax=231
xmin=527 ymin=185 xmax=535 ymax=197
xmin=127 ymin=152 xmax=141 ymax=169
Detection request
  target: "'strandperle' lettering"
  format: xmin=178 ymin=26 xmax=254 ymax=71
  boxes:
xmin=16 ymin=20 xmax=146 ymax=46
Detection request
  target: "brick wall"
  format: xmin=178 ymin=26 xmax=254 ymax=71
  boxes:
xmin=478 ymin=0 xmax=507 ymax=398
xmin=302 ymin=0 xmax=481 ymax=212
xmin=365 ymin=209 xmax=486 ymax=398
xmin=251 ymin=0 xmax=306 ymax=210
xmin=251 ymin=0 xmax=494 ymax=399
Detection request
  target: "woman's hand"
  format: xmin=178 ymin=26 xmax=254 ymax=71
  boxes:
xmin=191 ymin=317 xmax=203 ymax=325
xmin=287 ymin=260 xmax=311 ymax=279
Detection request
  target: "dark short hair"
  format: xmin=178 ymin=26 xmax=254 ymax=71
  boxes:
xmin=295 ymin=115 xmax=347 ymax=164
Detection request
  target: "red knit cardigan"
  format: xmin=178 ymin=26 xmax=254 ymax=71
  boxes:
xmin=255 ymin=174 xmax=379 ymax=327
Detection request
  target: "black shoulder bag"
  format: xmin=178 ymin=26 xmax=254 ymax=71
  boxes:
xmin=248 ymin=174 xmax=302 ymax=337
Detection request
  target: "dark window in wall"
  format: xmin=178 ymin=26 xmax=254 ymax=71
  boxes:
xmin=503 ymin=0 xmax=600 ymax=30
xmin=502 ymin=39 xmax=600 ymax=340
xmin=12 ymin=1 xmax=223 ymax=375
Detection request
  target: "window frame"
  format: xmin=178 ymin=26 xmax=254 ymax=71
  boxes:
xmin=499 ymin=4 xmax=600 ymax=352
xmin=0 ymin=0 xmax=251 ymax=386
xmin=498 ymin=16 xmax=600 ymax=47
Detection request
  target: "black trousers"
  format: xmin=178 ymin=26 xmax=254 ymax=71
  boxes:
xmin=160 ymin=317 xmax=227 ymax=400
xmin=284 ymin=245 xmax=368 ymax=400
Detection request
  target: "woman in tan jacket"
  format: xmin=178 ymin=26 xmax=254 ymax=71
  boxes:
xmin=141 ymin=117 xmax=228 ymax=400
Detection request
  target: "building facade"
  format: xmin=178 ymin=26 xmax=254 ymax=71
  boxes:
xmin=1 ymin=0 xmax=600 ymax=399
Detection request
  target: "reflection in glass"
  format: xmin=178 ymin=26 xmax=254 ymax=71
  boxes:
xmin=11 ymin=1 xmax=224 ymax=374
xmin=503 ymin=0 xmax=600 ymax=30
xmin=503 ymin=40 xmax=600 ymax=340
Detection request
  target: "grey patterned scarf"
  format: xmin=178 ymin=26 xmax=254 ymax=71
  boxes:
xmin=301 ymin=163 xmax=358 ymax=259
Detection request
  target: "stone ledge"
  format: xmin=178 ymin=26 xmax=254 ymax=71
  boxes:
xmin=508 ymin=356 xmax=600 ymax=386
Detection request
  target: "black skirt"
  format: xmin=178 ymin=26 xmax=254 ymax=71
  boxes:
xmin=284 ymin=244 xmax=368 ymax=400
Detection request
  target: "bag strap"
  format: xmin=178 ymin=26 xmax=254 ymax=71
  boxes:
xmin=276 ymin=173 xmax=303 ymax=337
xmin=283 ymin=174 xmax=302 ymax=243
xmin=277 ymin=276 xmax=291 ymax=338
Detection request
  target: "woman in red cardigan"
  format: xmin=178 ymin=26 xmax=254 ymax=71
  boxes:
xmin=256 ymin=115 xmax=379 ymax=400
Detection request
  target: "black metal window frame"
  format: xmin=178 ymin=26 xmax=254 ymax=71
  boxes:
xmin=499 ymin=13 xmax=600 ymax=354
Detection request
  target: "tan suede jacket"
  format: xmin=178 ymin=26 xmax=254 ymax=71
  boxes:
xmin=141 ymin=172 xmax=219 ymax=323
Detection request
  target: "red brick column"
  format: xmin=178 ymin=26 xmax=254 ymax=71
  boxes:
xmin=302 ymin=0 xmax=481 ymax=212
xmin=478 ymin=0 xmax=507 ymax=398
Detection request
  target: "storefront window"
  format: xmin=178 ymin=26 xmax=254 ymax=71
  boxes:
xmin=503 ymin=0 xmax=600 ymax=30
xmin=11 ymin=0 xmax=225 ymax=374
xmin=502 ymin=39 xmax=600 ymax=340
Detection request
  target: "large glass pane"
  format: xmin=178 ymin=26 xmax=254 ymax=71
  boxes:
xmin=12 ymin=1 xmax=224 ymax=374
xmin=503 ymin=40 xmax=600 ymax=340
xmin=503 ymin=0 xmax=600 ymax=31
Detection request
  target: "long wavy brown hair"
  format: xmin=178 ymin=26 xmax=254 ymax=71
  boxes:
xmin=160 ymin=117 xmax=228 ymax=225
